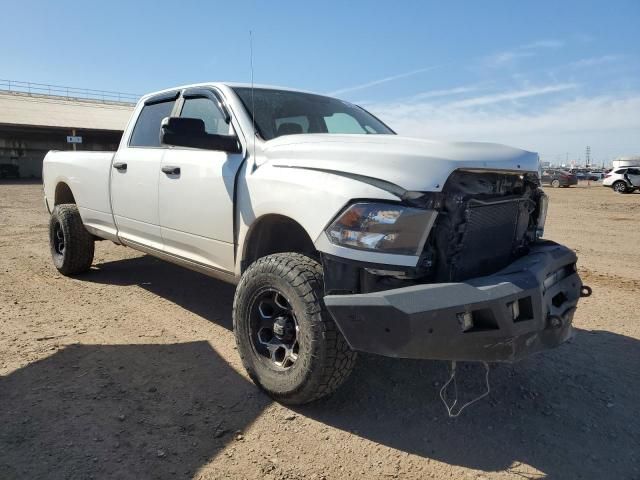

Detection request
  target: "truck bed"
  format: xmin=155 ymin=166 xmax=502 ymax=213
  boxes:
xmin=43 ymin=150 xmax=117 ymax=240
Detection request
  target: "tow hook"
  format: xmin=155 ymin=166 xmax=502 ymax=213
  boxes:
xmin=580 ymin=285 xmax=592 ymax=298
xmin=548 ymin=306 xmax=577 ymax=329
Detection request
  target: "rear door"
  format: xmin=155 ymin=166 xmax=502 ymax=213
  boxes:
xmin=627 ymin=168 xmax=640 ymax=187
xmin=111 ymin=92 xmax=179 ymax=249
xmin=158 ymin=88 xmax=245 ymax=273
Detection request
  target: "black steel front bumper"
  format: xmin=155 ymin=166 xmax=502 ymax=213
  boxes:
xmin=324 ymin=242 xmax=583 ymax=362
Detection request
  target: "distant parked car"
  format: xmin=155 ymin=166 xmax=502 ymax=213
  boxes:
xmin=541 ymin=169 xmax=578 ymax=188
xmin=603 ymin=167 xmax=640 ymax=193
xmin=0 ymin=164 xmax=20 ymax=179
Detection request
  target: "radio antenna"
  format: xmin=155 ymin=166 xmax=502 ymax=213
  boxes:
xmin=249 ymin=30 xmax=257 ymax=166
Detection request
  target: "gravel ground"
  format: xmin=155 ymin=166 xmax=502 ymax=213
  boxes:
xmin=0 ymin=180 xmax=638 ymax=480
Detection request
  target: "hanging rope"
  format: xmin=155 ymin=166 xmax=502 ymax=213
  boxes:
xmin=439 ymin=361 xmax=491 ymax=418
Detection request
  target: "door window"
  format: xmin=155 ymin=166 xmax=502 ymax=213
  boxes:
xmin=180 ymin=97 xmax=233 ymax=135
xmin=129 ymin=100 xmax=176 ymax=147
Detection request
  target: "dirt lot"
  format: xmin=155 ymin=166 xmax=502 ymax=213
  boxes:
xmin=1 ymin=181 xmax=638 ymax=480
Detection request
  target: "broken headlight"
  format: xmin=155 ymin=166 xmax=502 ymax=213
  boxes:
xmin=325 ymin=202 xmax=435 ymax=255
xmin=536 ymin=191 xmax=548 ymax=239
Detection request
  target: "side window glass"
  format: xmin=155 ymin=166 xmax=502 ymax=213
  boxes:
xmin=180 ymin=97 xmax=232 ymax=135
xmin=129 ymin=100 xmax=176 ymax=147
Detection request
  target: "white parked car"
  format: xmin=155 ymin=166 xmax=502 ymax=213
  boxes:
xmin=603 ymin=167 xmax=640 ymax=193
xmin=42 ymin=82 xmax=585 ymax=404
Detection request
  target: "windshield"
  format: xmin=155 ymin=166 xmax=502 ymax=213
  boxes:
xmin=232 ymin=87 xmax=395 ymax=140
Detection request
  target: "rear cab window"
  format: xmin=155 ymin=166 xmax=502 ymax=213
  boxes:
xmin=274 ymin=116 xmax=309 ymax=135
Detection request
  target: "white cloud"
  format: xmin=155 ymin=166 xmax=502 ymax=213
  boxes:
xmin=486 ymin=51 xmax=536 ymax=66
xmin=389 ymin=85 xmax=480 ymax=103
xmin=522 ymin=39 xmax=564 ymax=49
xmin=484 ymin=39 xmax=564 ymax=67
xmin=365 ymin=83 xmax=578 ymax=114
xmin=445 ymin=84 xmax=578 ymax=108
xmin=327 ymin=66 xmax=438 ymax=96
xmin=568 ymin=54 xmax=622 ymax=68
xmin=366 ymin=93 xmax=640 ymax=160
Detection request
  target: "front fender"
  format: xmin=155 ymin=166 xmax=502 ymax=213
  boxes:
xmin=234 ymin=164 xmax=398 ymax=275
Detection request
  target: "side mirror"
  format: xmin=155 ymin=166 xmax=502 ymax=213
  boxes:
xmin=160 ymin=117 xmax=241 ymax=153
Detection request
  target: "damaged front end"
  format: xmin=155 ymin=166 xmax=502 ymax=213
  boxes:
xmin=322 ymin=169 xmax=584 ymax=362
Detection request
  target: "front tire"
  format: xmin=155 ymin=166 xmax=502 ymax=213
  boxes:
xmin=551 ymin=179 xmax=561 ymax=188
xmin=49 ymin=204 xmax=95 ymax=275
xmin=233 ymin=253 xmax=356 ymax=405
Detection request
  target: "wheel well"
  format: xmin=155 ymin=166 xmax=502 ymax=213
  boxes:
xmin=54 ymin=182 xmax=76 ymax=205
xmin=242 ymin=215 xmax=317 ymax=272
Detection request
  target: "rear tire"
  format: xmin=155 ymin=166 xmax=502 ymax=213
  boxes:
xmin=551 ymin=179 xmax=560 ymax=188
xmin=612 ymin=181 xmax=629 ymax=194
xmin=49 ymin=204 xmax=95 ymax=275
xmin=233 ymin=253 xmax=356 ymax=405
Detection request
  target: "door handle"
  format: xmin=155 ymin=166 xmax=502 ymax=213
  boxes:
xmin=113 ymin=162 xmax=127 ymax=171
xmin=161 ymin=165 xmax=181 ymax=175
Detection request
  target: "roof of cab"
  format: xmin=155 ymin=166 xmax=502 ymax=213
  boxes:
xmin=140 ymin=82 xmax=318 ymax=103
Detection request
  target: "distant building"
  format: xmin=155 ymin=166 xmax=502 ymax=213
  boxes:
xmin=612 ymin=156 xmax=640 ymax=169
xmin=0 ymin=81 xmax=136 ymax=178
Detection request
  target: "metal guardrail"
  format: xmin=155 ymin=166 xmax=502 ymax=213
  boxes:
xmin=0 ymin=79 xmax=139 ymax=104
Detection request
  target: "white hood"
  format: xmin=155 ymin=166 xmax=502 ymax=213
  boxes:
xmin=263 ymin=134 xmax=539 ymax=192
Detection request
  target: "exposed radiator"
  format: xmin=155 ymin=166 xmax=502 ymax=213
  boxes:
xmin=448 ymin=199 xmax=522 ymax=281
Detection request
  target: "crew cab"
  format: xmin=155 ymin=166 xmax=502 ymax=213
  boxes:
xmin=43 ymin=82 xmax=585 ymax=404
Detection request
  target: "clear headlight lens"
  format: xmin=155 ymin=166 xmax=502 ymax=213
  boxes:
xmin=326 ymin=202 xmax=434 ymax=255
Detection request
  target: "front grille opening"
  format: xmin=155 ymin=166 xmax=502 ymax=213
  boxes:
xmin=451 ymin=201 xmax=520 ymax=280
xmin=428 ymin=170 xmax=542 ymax=283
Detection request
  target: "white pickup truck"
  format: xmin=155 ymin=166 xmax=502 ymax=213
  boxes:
xmin=43 ymin=82 xmax=586 ymax=404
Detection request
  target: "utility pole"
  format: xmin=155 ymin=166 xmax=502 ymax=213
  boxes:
xmin=585 ymin=146 xmax=591 ymax=167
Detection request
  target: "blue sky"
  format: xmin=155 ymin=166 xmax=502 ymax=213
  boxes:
xmin=4 ymin=0 xmax=640 ymax=163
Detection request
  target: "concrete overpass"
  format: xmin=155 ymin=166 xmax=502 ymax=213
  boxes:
xmin=0 ymin=80 xmax=137 ymax=178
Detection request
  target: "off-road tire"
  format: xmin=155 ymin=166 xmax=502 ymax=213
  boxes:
xmin=49 ymin=204 xmax=95 ymax=276
xmin=551 ymin=179 xmax=561 ymax=188
xmin=233 ymin=252 xmax=356 ymax=404
xmin=612 ymin=181 xmax=629 ymax=194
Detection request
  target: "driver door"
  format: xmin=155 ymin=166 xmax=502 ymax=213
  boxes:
xmin=158 ymin=89 xmax=245 ymax=273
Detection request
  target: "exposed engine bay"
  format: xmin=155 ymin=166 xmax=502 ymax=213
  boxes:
xmin=323 ymin=170 xmax=547 ymax=294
